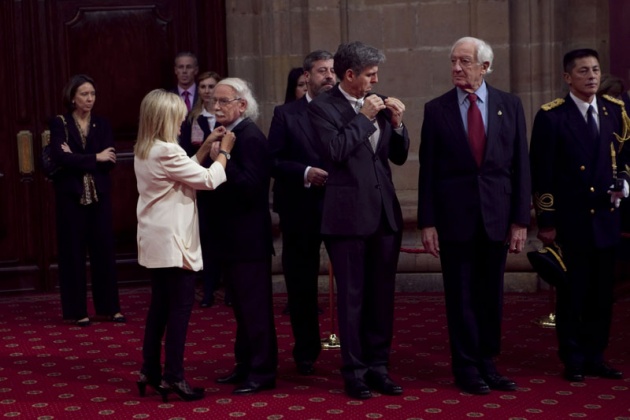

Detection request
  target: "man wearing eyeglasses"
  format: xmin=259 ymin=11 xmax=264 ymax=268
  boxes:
xmin=417 ymin=37 xmax=531 ymax=395
xmin=203 ymin=78 xmax=278 ymax=396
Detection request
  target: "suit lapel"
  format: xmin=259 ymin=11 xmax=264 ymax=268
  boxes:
xmin=441 ymin=89 xmax=472 ymax=161
xmin=484 ymin=86 xmax=504 ymax=165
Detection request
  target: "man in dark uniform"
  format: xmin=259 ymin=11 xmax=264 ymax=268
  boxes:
xmin=530 ymin=48 xmax=630 ymax=382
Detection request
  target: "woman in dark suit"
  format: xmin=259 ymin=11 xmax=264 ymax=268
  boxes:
xmin=179 ymin=71 xmax=225 ymax=308
xmin=284 ymin=67 xmax=307 ymax=104
xmin=49 ymin=74 xmax=124 ymax=327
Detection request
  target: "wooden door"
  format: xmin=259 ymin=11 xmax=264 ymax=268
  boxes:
xmin=0 ymin=0 xmax=226 ymax=293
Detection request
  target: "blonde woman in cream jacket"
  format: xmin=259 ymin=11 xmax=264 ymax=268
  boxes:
xmin=134 ymin=89 xmax=235 ymax=402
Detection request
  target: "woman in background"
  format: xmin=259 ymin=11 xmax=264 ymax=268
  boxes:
xmin=284 ymin=67 xmax=307 ymax=103
xmin=180 ymin=71 xmax=226 ymax=308
xmin=49 ymin=74 xmax=124 ymax=327
xmin=134 ymin=89 xmax=235 ymax=402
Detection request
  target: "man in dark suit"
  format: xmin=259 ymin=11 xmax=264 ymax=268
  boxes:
xmin=530 ymin=48 xmax=630 ymax=383
xmin=309 ymin=41 xmax=409 ymax=399
xmin=205 ymin=77 xmax=278 ymax=395
xmin=170 ymin=51 xmax=199 ymax=111
xmin=268 ymin=50 xmax=335 ymax=376
xmin=417 ymin=36 xmax=531 ymax=395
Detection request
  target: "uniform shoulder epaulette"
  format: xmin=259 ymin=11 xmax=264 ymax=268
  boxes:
xmin=541 ymin=98 xmax=564 ymax=111
xmin=602 ymin=94 xmax=625 ymax=107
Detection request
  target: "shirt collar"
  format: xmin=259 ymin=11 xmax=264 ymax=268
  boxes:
xmin=570 ymin=92 xmax=598 ymax=117
xmin=178 ymin=84 xmax=196 ymax=97
xmin=457 ymin=81 xmax=488 ymax=105
xmin=225 ymin=117 xmax=244 ymax=131
xmin=338 ymin=85 xmax=363 ymax=107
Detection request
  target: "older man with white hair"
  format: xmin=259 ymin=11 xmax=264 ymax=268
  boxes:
xmin=204 ymin=78 xmax=278 ymax=396
xmin=418 ymin=37 xmax=531 ymax=395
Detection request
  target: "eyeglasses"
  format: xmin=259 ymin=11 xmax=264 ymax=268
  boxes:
xmin=209 ymin=97 xmax=241 ymax=107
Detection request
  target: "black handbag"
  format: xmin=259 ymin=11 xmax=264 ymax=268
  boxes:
xmin=42 ymin=115 xmax=67 ymax=179
xmin=527 ymin=242 xmax=567 ymax=288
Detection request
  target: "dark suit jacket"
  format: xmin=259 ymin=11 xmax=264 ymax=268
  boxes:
xmin=204 ymin=118 xmax=274 ymax=261
xmin=49 ymin=113 xmax=115 ymax=197
xmin=308 ymin=85 xmax=409 ymax=236
xmin=179 ymin=114 xmax=214 ymax=157
xmin=530 ymin=94 xmax=630 ymax=248
xmin=269 ymin=96 xmax=325 ymax=234
xmin=417 ymin=85 xmax=531 ymax=242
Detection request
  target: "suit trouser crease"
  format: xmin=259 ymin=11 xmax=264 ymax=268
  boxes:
xmin=325 ymin=222 xmax=401 ymax=382
xmin=224 ymin=258 xmax=278 ymax=382
xmin=555 ymin=243 xmax=615 ymax=366
xmin=439 ymin=225 xmax=507 ymax=378
xmin=281 ymin=229 xmax=323 ymax=364
xmin=56 ymin=194 xmax=120 ymax=319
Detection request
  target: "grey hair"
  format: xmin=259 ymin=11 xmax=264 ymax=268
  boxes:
xmin=216 ymin=77 xmax=259 ymax=120
xmin=333 ymin=41 xmax=385 ymax=78
xmin=451 ymin=36 xmax=494 ymax=74
xmin=303 ymin=50 xmax=334 ymax=72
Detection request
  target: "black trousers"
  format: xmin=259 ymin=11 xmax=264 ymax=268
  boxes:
xmin=55 ymin=193 xmax=120 ymax=320
xmin=281 ymin=230 xmax=323 ymax=365
xmin=439 ymin=222 xmax=508 ymax=379
xmin=141 ymin=267 xmax=196 ymax=383
xmin=556 ymin=242 xmax=616 ymax=367
xmin=324 ymin=220 xmax=402 ymax=383
xmin=198 ymin=191 xmax=221 ymax=301
xmin=222 ymin=257 xmax=278 ymax=383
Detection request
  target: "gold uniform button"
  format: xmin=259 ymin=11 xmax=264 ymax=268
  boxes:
xmin=589 ymin=187 xmax=595 ymax=192
xmin=580 ymin=165 xmax=586 ymax=171
xmin=590 ymin=209 xmax=595 ymax=214
xmin=611 ymin=208 xmax=615 ymax=212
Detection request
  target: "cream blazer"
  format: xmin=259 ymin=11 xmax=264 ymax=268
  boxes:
xmin=135 ymin=141 xmax=226 ymax=271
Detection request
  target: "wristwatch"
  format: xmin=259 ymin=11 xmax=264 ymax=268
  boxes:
xmin=219 ymin=150 xmax=231 ymax=160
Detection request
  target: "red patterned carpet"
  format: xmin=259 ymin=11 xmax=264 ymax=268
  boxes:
xmin=1 ymin=289 xmax=630 ymax=419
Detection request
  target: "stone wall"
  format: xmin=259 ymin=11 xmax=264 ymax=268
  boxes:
xmin=223 ymin=0 xmax=612 ymax=290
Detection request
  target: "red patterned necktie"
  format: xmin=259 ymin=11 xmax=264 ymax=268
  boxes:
xmin=467 ymin=93 xmax=486 ymax=166
xmin=183 ymin=91 xmax=191 ymax=111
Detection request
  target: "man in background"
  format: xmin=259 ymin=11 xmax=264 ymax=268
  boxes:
xmin=171 ymin=51 xmax=199 ymax=112
xmin=268 ymin=50 xmax=335 ymax=376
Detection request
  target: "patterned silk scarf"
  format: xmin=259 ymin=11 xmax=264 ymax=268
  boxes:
xmin=73 ymin=115 xmax=99 ymax=205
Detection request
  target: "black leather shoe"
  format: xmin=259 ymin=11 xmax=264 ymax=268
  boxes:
xmin=344 ymin=379 xmax=372 ymax=399
xmin=482 ymin=374 xmax=517 ymax=391
xmin=216 ymin=370 xmax=248 ymax=384
xmin=455 ymin=377 xmax=491 ymax=395
xmin=232 ymin=380 xmax=275 ymax=395
xmin=296 ymin=362 xmax=315 ymax=376
xmin=584 ymin=362 xmax=623 ymax=379
xmin=366 ymin=373 xmax=403 ymax=395
xmin=563 ymin=367 xmax=585 ymax=382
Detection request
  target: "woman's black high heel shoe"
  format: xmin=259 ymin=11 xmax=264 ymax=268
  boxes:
xmin=161 ymin=379 xmax=205 ymax=402
xmin=137 ymin=373 xmax=164 ymax=398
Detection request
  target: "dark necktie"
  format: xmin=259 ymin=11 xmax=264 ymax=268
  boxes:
xmin=467 ymin=93 xmax=486 ymax=166
xmin=587 ymin=105 xmax=598 ymax=141
xmin=183 ymin=91 xmax=191 ymax=111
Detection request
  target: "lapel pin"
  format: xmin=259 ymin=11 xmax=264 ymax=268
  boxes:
xmin=498 ymin=110 xmax=503 ymax=116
